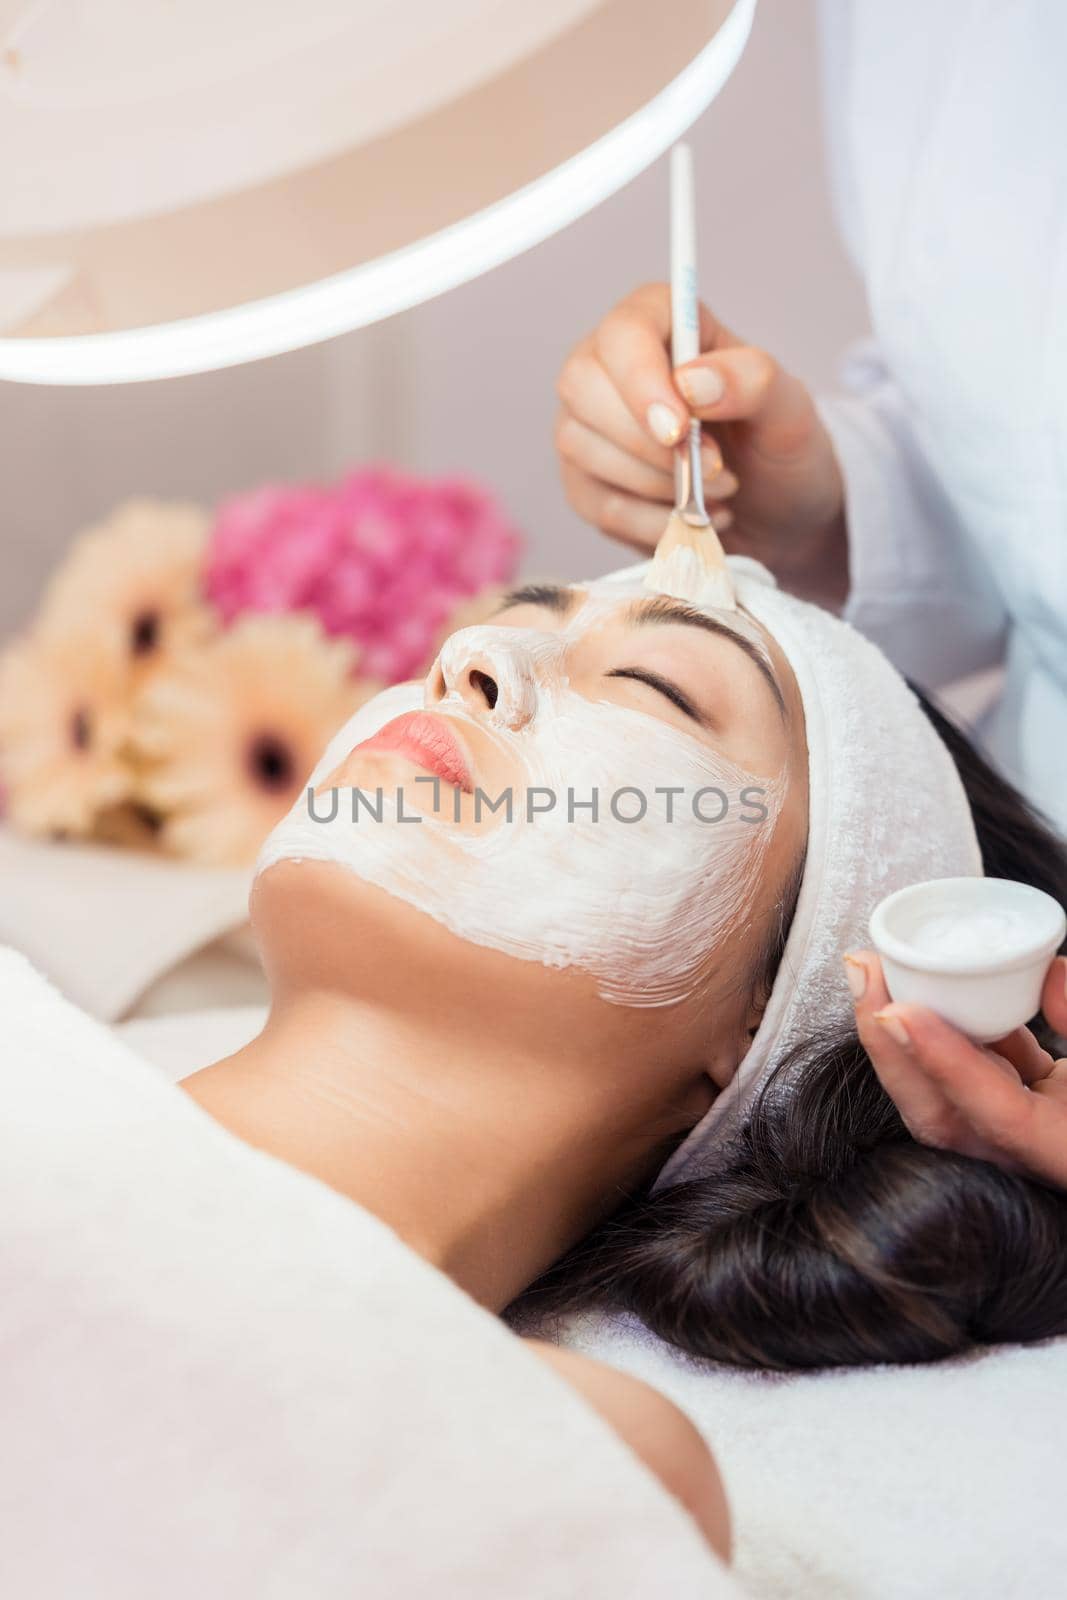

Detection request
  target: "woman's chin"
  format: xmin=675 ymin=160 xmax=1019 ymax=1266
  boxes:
xmin=251 ymin=857 xmax=426 ymax=996
xmin=248 ymin=855 xmax=679 ymax=1056
xmin=250 ymin=856 xmax=521 ymax=1007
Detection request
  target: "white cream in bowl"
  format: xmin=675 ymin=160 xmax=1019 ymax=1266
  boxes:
xmin=869 ymin=877 xmax=1066 ymax=1042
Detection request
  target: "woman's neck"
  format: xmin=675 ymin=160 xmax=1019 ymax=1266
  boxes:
xmin=178 ymin=987 xmax=659 ymax=1311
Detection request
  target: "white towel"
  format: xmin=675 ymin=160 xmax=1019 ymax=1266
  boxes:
xmin=547 ymin=1307 xmax=1067 ymax=1600
xmin=0 ymin=825 xmax=255 ymax=1020
xmin=0 ymin=947 xmax=737 ymax=1600
xmin=645 ymin=557 xmax=983 ymax=1189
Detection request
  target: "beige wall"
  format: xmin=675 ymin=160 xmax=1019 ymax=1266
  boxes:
xmin=0 ymin=0 xmax=867 ymax=640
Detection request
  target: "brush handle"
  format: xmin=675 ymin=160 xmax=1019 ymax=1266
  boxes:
xmin=670 ymin=143 xmax=701 ymax=370
xmin=669 ymin=143 xmax=705 ymax=515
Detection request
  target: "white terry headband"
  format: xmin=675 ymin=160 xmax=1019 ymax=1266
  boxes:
xmin=630 ymin=555 xmax=984 ymax=1192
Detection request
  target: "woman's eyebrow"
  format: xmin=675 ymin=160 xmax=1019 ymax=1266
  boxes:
xmin=624 ymin=596 xmax=788 ymax=720
xmin=496 ymin=583 xmax=577 ymax=616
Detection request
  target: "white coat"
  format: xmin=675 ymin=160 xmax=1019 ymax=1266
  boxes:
xmin=816 ymin=0 xmax=1067 ymax=831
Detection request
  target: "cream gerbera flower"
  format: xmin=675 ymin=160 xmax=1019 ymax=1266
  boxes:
xmin=0 ymin=627 xmax=133 ymax=836
xmin=132 ymin=615 xmax=376 ymax=865
xmin=38 ymin=499 xmax=214 ymax=684
xmin=92 ymin=800 xmax=165 ymax=853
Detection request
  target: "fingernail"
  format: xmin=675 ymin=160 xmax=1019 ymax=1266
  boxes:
xmin=710 ymin=509 xmax=733 ymax=532
xmin=701 ymin=436 xmax=725 ymax=475
xmin=874 ymin=1009 xmax=911 ymax=1049
xmin=677 ymin=365 xmax=726 ymax=409
xmin=704 ymin=466 xmax=738 ymax=497
xmin=843 ymin=954 xmax=867 ymax=1001
xmin=647 ymin=402 xmax=684 ymax=446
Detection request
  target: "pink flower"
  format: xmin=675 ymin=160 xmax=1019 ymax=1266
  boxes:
xmin=202 ymin=466 xmax=522 ymax=683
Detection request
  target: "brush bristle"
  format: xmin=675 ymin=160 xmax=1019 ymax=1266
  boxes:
xmin=645 ymin=512 xmax=736 ymax=609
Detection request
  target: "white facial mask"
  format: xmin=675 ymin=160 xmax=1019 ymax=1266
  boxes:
xmin=257 ymin=576 xmax=784 ymax=1008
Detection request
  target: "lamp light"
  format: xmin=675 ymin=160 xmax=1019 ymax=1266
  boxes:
xmin=0 ymin=0 xmax=754 ymax=384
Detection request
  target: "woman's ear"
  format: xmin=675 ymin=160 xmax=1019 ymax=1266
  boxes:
xmin=704 ymin=1001 xmax=762 ymax=1093
xmin=701 ymin=965 xmax=774 ymax=1095
xmin=742 ymin=978 xmax=770 ymax=1042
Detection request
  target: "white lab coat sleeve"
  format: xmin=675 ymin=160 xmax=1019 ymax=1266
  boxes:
xmin=817 ymin=340 xmax=1008 ymax=688
xmin=814 ymin=0 xmax=1007 ymax=689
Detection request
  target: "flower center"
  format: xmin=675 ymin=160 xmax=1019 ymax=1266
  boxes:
xmin=248 ymin=733 xmax=295 ymax=793
xmin=70 ymin=707 xmax=92 ymax=751
xmin=130 ymin=610 xmax=160 ymax=656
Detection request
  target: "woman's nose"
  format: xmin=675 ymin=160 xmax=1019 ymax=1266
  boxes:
xmin=453 ymin=660 xmax=501 ymax=716
xmin=426 ymin=628 xmax=541 ymax=729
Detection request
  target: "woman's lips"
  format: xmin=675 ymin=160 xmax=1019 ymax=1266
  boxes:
xmin=345 ymin=711 xmax=474 ymax=793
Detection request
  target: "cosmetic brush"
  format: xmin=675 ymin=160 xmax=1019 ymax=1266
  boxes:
xmin=645 ymin=142 xmax=736 ymax=610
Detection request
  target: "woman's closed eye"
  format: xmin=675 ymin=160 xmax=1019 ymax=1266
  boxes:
xmin=606 ymin=667 xmax=703 ymax=724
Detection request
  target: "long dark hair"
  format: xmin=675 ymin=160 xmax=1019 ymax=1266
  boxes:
xmin=507 ymin=690 xmax=1067 ymax=1369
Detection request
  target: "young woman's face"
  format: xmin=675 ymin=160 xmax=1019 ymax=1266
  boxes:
xmin=253 ymin=575 xmax=808 ymax=1100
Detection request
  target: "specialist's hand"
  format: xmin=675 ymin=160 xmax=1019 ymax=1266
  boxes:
xmin=555 ymin=283 xmax=849 ymax=606
xmin=844 ymin=949 xmax=1067 ymax=1190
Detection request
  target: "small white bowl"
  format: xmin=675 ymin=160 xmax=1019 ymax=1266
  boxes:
xmin=869 ymin=877 xmax=1066 ymax=1042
